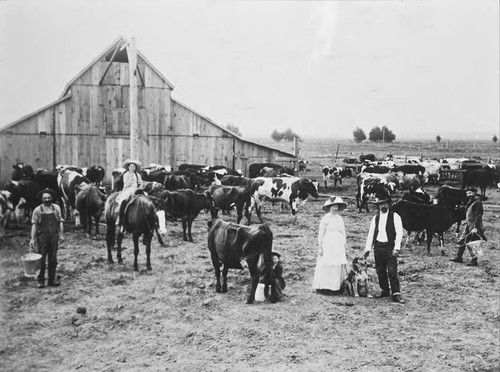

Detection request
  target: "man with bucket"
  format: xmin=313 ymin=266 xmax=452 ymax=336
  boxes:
xmin=29 ymin=188 xmax=64 ymax=288
xmin=450 ymin=187 xmax=487 ymax=267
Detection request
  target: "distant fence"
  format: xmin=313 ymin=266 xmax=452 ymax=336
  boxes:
xmin=439 ymin=169 xmax=465 ymax=183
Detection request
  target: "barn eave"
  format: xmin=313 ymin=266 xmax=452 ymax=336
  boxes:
xmin=0 ymin=94 xmax=72 ymax=134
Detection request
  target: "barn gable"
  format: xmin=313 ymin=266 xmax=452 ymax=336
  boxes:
xmin=59 ymin=35 xmax=174 ymax=97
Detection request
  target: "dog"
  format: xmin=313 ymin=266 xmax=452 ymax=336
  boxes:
xmin=342 ymin=257 xmax=371 ymax=298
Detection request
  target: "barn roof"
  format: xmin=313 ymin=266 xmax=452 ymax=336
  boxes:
xmin=59 ymin=35 xmax=175 ymax=98
xmin=172 ymin=98 xmax=295 ymax=158
xmin=0 ymin=94 xmax=72 ymax=134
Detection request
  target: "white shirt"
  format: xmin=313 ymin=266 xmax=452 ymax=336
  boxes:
xmin=364 ymin=211 xmax=403 ymax=253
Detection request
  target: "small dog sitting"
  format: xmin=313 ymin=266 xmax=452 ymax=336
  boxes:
xmin=342 ymin=257 xmax=371 ymax=298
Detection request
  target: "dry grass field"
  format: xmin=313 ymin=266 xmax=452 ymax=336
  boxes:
xmin=1 ymin=138 xmax=499 ymax=371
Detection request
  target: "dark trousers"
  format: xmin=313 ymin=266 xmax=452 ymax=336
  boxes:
xmin=374 ymin=241 xmax=400 ymax=295
xmin=37 ymin=233 xmax=59 ymax=282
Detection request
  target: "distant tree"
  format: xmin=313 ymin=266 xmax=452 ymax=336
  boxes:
xmin=225 ymin=123 xmax=242 ymax=137
xmin=271 ymin=129 xmax=282 ymax=142
xmin=369 ymin=126 xmax=396 ymax=142
xmin=271 ymin=128 xmax=300 ymax=142
xmin=493 ymin=135 xmax=498 ymax=143
xmin=353 ymin=127 xmax=367 ymax=143
xmin=436 ymin=134 xmax=441 ymax=143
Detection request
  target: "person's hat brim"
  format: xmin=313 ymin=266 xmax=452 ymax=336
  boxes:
xmin=36 ymin=188 xmax=58 ymax=202
xmin=123 ymin=159 xmax=142 ymax=170
xmin=322 ymin=196 xmax=348 ymax=212
xmin=271 ymin=251 xmax=281 ymax=258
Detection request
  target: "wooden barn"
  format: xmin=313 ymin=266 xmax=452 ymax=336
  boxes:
xmin=0 ymin=36 xmax=296 ymax=184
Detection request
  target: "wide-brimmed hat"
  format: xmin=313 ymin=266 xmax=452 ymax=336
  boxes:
xmin=123 ymin=159 xmax=142 ymax=170
xmin=322 ymin=196 xmax=347 ymax=212
xmin=36 ymin=188 xmax=58 ymax=202
xmin=271 ymin=251 xmax=281 ymax=259
xmin=465 ymin=187 xmax=477 ymax=193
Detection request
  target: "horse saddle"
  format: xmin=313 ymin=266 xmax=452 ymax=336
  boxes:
xmin=119 ymin=190 xmax=145 ymax=225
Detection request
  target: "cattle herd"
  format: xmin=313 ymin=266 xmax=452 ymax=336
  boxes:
xmin=0 ymin=155 xmax=499 ymax=303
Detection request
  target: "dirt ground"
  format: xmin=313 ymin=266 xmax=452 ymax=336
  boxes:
xmin=1 ymin=160 xmax=499 ymax=371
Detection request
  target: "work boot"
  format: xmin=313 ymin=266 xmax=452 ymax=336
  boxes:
xmin=374 ymin=291 xmax=390 ymax=298
xmin=48 ymin=280 xmax=60 ymax=287
xmin=392 ymin=294 xmax=406 ymax=304
xmin=466 ymin=258 xmax=478 ymax=267
xmin=450 ymin=257 xmax=463 ymax=263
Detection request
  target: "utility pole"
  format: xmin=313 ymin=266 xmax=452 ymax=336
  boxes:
xmin=294 ymin=137 xmax=299 ymax=176
xmin=382 ymin=127 xmax=385 ymax=143
xmin=128 ymin=37 xmax=139 ymax=160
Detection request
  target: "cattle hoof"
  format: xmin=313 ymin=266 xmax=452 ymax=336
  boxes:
xmin=222 ymin=288 xmax=228 ymax=293
xmin=118 ymin=259 xmax=124 ymax=264
xmin=108 ymin=259 xmax=114 ymax=264
xmin=216 ymin=288 xmax=222 ymax=293
xmin=133 ymin=266 xmax=138 ymax=272
xmin=246 ymin=298 xmax=254 ymax=304
xmin=147 ymin=266 xmax=152 ymax=271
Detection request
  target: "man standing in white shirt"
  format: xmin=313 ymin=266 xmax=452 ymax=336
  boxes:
xmin=364 ymin=197 xmax=405 ymax=304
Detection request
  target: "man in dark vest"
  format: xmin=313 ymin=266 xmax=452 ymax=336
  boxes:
xmin=29 ymin=188 xmax=64 ymax=288
xmin=363 ymin=197 xmax=405 ymax=303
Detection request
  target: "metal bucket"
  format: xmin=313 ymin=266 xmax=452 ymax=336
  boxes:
xmin=466 ymin=239 xmax=484 ymax=257
xmin=21 ymin=253 xmax=42 ymax=278
xmin=254 ymin=283 xmax=266 ymax=302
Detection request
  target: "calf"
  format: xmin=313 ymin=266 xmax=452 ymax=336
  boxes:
xmin=209 ymin=184 xmax=253 ymax=225
xmin=356 ymin=177 xmax=395 ymax=213
xmin=253 ymin=177 xmax=319 ymax=217
xmin=322 ymin=166 xmax=352 ymax=189
xmin=392 ymin=200 xmax=465 ymax=255
xmin=207 ymin=219 xmax=277 ymax=304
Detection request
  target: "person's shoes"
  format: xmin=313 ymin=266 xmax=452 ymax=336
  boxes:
xmin=392 ymin=294 xmax=405 ymax=304
xmin=450 ymin=257 xmax=463 ymax=263
xmin=466 ymin=258 xmax=478 ymax=267
xmin=37 ymin=281 xmax=45 ymax=289
xmin=374 ymin=291 xmax=390 ymax=298
xmin=48 ymin=280 xmax=60 ymax=287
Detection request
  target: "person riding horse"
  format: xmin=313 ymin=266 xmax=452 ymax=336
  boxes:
xmin=116 ymin=159 xmax=143 ymax=231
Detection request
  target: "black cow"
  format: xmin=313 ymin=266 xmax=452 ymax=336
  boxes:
xmin=356 ymin=177 xmax=395 ymax=213
xmin=394 ymin=164 xmax=426 ymax=175
xmin=155 ymin=189 xmax=217 ymax=242
xmin=392 ymin=200 xmax=465 ymax=255
xmin=361 ymin=165 xmax=392 ymax=174
xmin=360 ymin=154 xmax=376 ymax=163
xmin=164 ymin=174 xmax=191 ymax=190
xmin=437 ymin=185 xmax=467 ymax=235
xmin=82 ymin=166 xmax=105 ymax=186
xmin=207 ymin=219 xmax=277 ymax=304
xmin=461 ymin=169 xmax=498 ymax=199
xmin=249 ymin=163 xmax=294 ymax=178
xmin=209 ymin=184 xmax=253 ymax=225
xmin=402 ymin=188 xmax=431 ymax=204
xmin=12 ymin=163 xmax=34 ymax=181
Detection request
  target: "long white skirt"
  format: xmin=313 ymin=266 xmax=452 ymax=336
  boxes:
xmin=312 ymin=262 xmax=348 ymax=291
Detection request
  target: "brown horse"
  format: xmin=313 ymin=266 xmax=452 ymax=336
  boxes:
xmin=105 ymin=191 xmax=165 ymax=271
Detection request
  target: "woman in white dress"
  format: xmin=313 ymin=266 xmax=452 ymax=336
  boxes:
xmin=313 ymin=196 xmax=348 ymax=292
xmin=116 ymin=159 xmax=143 ymax=228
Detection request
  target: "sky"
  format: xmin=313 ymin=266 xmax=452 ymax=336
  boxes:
xmin=0 ymin=0 xmax=498 ymax=140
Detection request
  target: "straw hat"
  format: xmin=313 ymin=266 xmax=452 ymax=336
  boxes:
xmin=465 ymin=186 xmax=477 ymax=193
xmin=36 ymin=188 xmax=58 ymax=202
xmin=123 ymin=159 xmax=142 ymax=170
xmin=322 ymin=196 xmax=347 ymax=212
xmin=271 ymin=251 xmax=281 ymax=259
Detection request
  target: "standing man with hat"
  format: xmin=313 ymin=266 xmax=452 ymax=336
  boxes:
xmin=450 ymin=187 xmax=486 ymax=267
xmin=363 ymin=197 xmax=405 ymax=303
xmin=29 ymin=188 xmax=64 ymax=288
xmin=313 ymin=196 xmax=349 ymax=294
xmin=116 ymin=159 xmax=143 ymax=230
